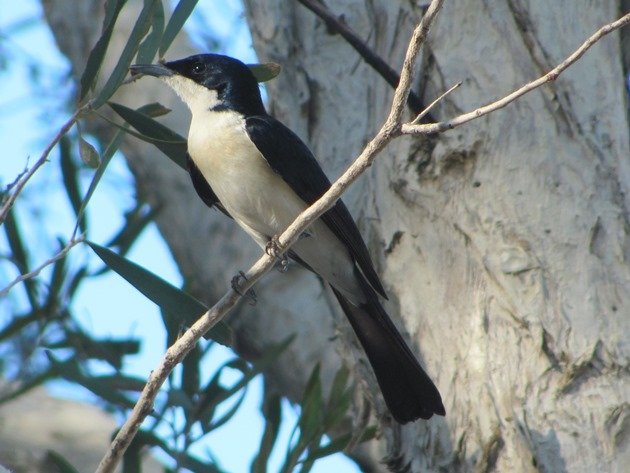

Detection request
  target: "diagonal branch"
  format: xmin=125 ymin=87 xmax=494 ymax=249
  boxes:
xmin=0 ymin=108 xmax=84 ymax=225
xmin=0 ymin=236 xmax=85 ymax=298
xmin=96 ymin=2 xmax=446 ymax=471
xmin=95 ymin=5 xmax=630 ymax=473
xmin=401 ymin=12 xmax=630 ymax=135
xmin=296 ymin=0 xmax=433 ymax=119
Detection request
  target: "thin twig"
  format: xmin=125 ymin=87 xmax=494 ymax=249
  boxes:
xmin=0 ymin=108 xmax=84 ymax=225
xmin=95 ymin=5 xmax=630 ymax=473
xmin=0 ymin=236 xmax=85 ymax=298
xmin=411 ymin=81 xmax=461 ymax=125
xmin=96 ymin=3 xmax=446 ymax=472
xmin=296 ymin=0 xmax=433 ymax=119
xmin=402 ymin=12 xmax=630 ymax=135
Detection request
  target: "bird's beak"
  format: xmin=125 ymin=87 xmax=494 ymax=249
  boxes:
xmin=129 ymin=63 xmax=174 ymax=78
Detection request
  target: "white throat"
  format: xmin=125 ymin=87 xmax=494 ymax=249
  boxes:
xmin=161 ymin=75 xmax=221 ymax=116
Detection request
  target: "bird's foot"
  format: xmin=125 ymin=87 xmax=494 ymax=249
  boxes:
xmin=265 ymin=236 xmax=283 ymax=258
xmin=265 ymin=237 xmax=289 ymax=273
xmin=231 ymin=271 xmax=257 ymax=306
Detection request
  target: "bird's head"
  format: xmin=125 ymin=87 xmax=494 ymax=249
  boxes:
xmin=130 ymin=54 xmax=266 ymax=117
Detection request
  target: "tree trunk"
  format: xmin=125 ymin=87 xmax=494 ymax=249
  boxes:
xmin=44 ymin=0 xmax=629 ymax=471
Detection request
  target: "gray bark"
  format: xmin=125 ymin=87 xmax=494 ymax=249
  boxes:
xmin=42 ymin=0 xmax=629 ymax=471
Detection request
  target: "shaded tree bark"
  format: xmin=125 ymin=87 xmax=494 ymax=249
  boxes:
xmin=43 ymin=0 xmax=629 ymax=471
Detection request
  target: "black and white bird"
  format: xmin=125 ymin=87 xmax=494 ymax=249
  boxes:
xmin=130 ymin=54 xmax=444 ymax=423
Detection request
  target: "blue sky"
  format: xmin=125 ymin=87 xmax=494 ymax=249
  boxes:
xmin=0 ymin=1 xmax=358 ymax=472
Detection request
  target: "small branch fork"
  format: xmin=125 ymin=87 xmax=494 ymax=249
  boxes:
xmin=95 ymin=5 xmax=629 ymax=472
xmin=0 ymin=236 xmax=85 ymax=298
xmin=0 ymin=108 xmax=85 ymax=225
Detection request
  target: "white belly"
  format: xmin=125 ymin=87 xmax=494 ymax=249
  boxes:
xmin=188 ymin=110 xmax=363 ymax=303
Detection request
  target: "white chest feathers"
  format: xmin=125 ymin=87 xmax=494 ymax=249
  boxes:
xmin=187 ymin=110 xmax=307 ymax=243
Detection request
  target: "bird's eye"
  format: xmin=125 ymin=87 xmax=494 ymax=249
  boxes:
xmin=192 ymin=64 xmax=204 ymax=74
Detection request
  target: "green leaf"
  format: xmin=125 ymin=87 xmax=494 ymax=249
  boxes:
xmin=323 ymin=365 xmax=352 ymax=429
xmin=0 ymin=368 xmax=56 ymax=405
xmin=79 ymin=136 xmax=101 ymax=168
xmin=251 ymin=383 xmax=282 ymax=473
xmin=182 ymin=341 xmax=201 ymax=399
xmin=247 ymin=62 xmax=281 ymax=83
xmin=299 ymin=364 xmax=324 ymax=440
xmin=86 ymin=241 xmax=232 ymax=346
xmin=136 ymin=0 xmax=164 ymax=63
xmin=105 ymin=202 xmax=155 ymax=257
xmin=93 ymin=0 xmax=159 ymax=109
xmin=301 ymin=434 xmax=352 ymax=469
xmin=207 ymin=386 xmax=248 ymax=431
xmin=4 ymin=207 xmax=37 ymax=308
xmin=74 ymin=129 xmax=124 ymax=234
xmin=159 ymin=0 xmax=200 ymax=57
xmin=47 ymin=352 xmax=136 ymax=408
xmin=79 ymin=0 xmax=128 ymax=101
xmin=44 ymin=450 xmax=80 ymax=473
xmin=0 ymin=310 xmax=42 ymax=342
xmin=49 ymin=329 xmax=141 ymax=370
xmin=109 ymin=101 xmax=187 ymax=168
xmin=60 ymin=136 xmax=87 ymax=234
xmin=44 ymin=246 xmax=67 ymax=312
xmin=140 ymin=101 xmax=172 ymax=117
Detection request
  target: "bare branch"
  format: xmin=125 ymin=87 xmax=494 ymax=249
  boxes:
xmin=401 ymin=12 xmax=630 ymax=135
xmin=386 ymin=0 xmax=445 ymax=128
xmin=96 ymin=4 xmax=630 ymax=472
xmin=296 ymin=0 xmax=431 ymax=118
xmin=0 ymin=108 xmax=84 ymax=225
xmin=96 ymin=2 xmax=447 ymax=470
xmin=0 ymin=236 xmax=85 ymax=298
xmin=411 ymin=81 xmax=462 ymax=125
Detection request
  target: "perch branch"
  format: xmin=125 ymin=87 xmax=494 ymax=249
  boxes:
xmin=95 ymin=5 xmax=630 ymax=473
xmin=96 ymin=2 xmax=446 ymax=471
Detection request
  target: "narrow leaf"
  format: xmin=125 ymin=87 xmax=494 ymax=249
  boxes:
xmin=74 ymin=129 xmax=125 ymax=233
xmin=300 ymin=364 xmax=324 ymax=435
xmin=303 ymin=434 xmax=352 ymax=465
xmin=4 ymin=208 xmax=37 ymax=307
xmin=109 ymin=101 xmax=187 ymax=168
xmin=248 ymin=63 xmax=281 ymax=83
xmin=159 ymin=0 xmax=200 ymax=57
xmin=60 ymin=135 xmax=86 ymax=233
xmin=86 ymin=241 xmax=232 ymax=346
xmin=44 ymin=450 xmax=80 ymax=473
xmin=79 ymin=136 xmax=100 ymax=168
xmin=251 ymin=384 xmax=282 ymax=473
xmin=136 ymin=0 xmax=164 ymax=63
xmin=79 ymin=0 xmax=128 ymax=101
xmin=93 ymin=0 xmax=159 ymax=109
xmin=47 ymin=352 xmax=136 ymax=408
xmin=141 ymin=101 xmax=172 ymax=117
xmin=106 ymin=203 xmax=155 ymax=257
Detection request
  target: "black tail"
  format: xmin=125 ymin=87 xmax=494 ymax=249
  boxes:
xmin=330 ymin=273 xmax=445 ymax=423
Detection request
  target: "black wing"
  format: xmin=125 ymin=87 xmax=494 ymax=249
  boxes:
xmin=186 ymin=153 xmax=231 ymax=218
xmin=245 ymin=115 xmax=386 ymax=298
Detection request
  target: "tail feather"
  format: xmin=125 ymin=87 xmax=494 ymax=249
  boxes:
xmin=330 ymin=273 xmax=445 ymax=423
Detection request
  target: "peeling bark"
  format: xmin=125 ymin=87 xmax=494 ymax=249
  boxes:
xmin=42 ymin=0 xmax=629 ymax=471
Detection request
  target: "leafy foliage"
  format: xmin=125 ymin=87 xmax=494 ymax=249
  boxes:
xmin=0 ymin=1 xmax=372 ymax=471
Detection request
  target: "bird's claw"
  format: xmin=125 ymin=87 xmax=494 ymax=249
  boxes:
xmin=231 ymin=271 xmax=257 ymax=306
xmin=265 ymin=236 xmax=282 ymax=258
xmin=266 ymin=237 xmax=289 ymax=273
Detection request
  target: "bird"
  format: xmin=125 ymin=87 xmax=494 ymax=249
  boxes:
xmin=129 ymin=54 xmax=445 ymax=423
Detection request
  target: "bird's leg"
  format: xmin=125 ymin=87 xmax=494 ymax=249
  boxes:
xmin=231 ymin=271 xmax=257 ymax=306
xmin=265 ymin=231 xmax=311 ymax=273
xmin=265 ymin=236 xmax=289 ymax=273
